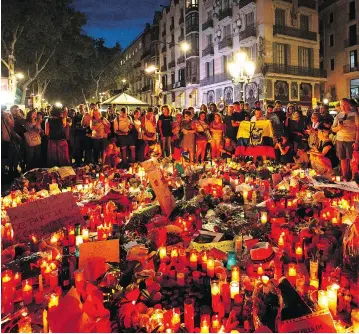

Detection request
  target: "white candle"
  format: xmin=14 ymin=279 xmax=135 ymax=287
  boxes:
xmin=318 ymin=290 xmax=329 ymax=310
xmin=327 ymin=284 xmax=339 ymax=316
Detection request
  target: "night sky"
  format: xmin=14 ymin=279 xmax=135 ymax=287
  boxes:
xmin=74 ymin=0 xmax=168 ymax=49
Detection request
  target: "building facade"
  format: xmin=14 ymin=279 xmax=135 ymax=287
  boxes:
xmin=199 ymin=0 xmax=326 ymax=109
xmin=319 ymin=0 xmax=359 ymax=100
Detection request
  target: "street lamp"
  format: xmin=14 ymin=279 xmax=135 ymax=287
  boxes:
xmin=54 ymin=101 xmax=62 ymax=108
xmin=15 ymin=72 xmax=24 ymax=80
xmin=228 ymin=51 xmax=256 ymax=84
xmin=145 ymin=65 xmax=158 ymax=74
xmin=323 ymin=98 xmax=329 ymax=105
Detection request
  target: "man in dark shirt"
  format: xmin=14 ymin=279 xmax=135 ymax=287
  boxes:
xmin=231 ymin=101 xmax=248 ymax=141
xmin=274 ymin=100 xmax=286 ymax=123
xmin=319 ymin=104 xmax=334 ymax=125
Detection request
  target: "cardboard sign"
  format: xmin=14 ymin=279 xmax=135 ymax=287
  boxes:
xmin=278 ymin=310 xmax=336 ymax=333
xmin=57 ymin=166 xmax=76 ymax=179
xmin=189 ymin=240 xmax=234 ymax=252
xmin=6 ymin=192 xmax=84 ymax=241
xmin=79 ymin=239 xmax=120 ymax=281
xmin=142 ymin=159 xmax=176 ymax=217
xmin=312 ymin=179 xmax=359 ymax=193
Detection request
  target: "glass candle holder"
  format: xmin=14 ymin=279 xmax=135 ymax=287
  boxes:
xmin=226 ymin=251 xmax=237 ymax=270
xmin=230 ymin=281 xmax=240 ymax=299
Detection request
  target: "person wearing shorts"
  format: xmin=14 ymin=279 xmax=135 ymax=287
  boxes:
xmin=332 ymin=98 xmax=359 ymax=180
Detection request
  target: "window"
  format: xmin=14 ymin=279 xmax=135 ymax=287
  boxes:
xmin=349 ymin=1 xmax=356 ymax=21
xmin=178 ymin=69 xmax=185 ymax=82
xmin=329 ymin=12 xmax=334 ymax=23
xmin=245 ymin=12 xmax=254 ymax=27
xmin=349 ymin=24 xmax=357 ymax=45
xmin=330 ymin=34 xmax=334 ymax=47
xmin=187 ymin=33 xmax=199 ymax=55
xmin=185 ymin=12 xmax=199 ymax=29
xmin=350 ymin=50 xmax=358 ymax=69
xmin=205 ymin=61 xmax=214 ymax=77
xmin=330 ymin=58 xmax=335 ymax=71
xmin=300 ymin=15 xmax=309 ymax=32
xmin=222 ymin=55 xmax=228 ymax=73
xmin=275 ymin=8 xmax=286 ymax=26
xmin=298 ymin=47 xmax=313 ymax=68
xmin=171 ymin=72 xmax=175 ymax=84
xmin=224 ymin=24 xmax=231 ymax=37
xmin=273 ymin=43 xmax=288 ymax=65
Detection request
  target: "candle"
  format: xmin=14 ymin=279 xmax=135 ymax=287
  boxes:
xmin=68 ymin=227 xmax=75 ymax=245
xmin=234 ymin=235 xmax=242 ymax=255
xmin=74 ymin=269 xmax=85 ymax=292
xmin=190 ymin=250 xmax=198 ymax=271
xmin=18 ymin=315 xmax=32 ymax=333
xmin=43 ymin=265 xmax=51 ymax=285
xmin=50 ymin=234 xmax=58 ymax=247
xmin=170 ymin=247 xmax=178 ymax=262
xmin=335 ymin=176 xmax=341 ymax=182
xmin=179 ymin=248 xmax=187 ymax=265
xmin=334 ymin=320 xmax=346 ymax=333
xmin=171 ymin=309 xmax=180 ymax=332
xmin=76 ymin=235 xmax=83 ymax=246
xmin=318 ymin=290 xmax=329 ymax=310
xmin=201 ymin=251 xmax=208 ymax=271
xmin=295 ymin=244 xmax=303 ymax=261
xmin=231 ymin=266 xmax=240 ymax=282
xmin=310 ymin=278 xmax=319 ymax=289
xmin=351 ymin=308 xmax=359 ymax=333
xmin=177 ymin=272 xmax=185 ymax=287
xmin=296 ymin=273 xmax=305 ymax=296
xmin=49 ymin=270 xmax=58 ymax=290
xmin=309 ymin=259 xmax=319 ymax=279
xmin=221 ymin=283 xmax=231 ymax=314
xmin=2 ymin=270 xmax=14 ymax=313
xmin=230 ymin=281 xmax=240 ymax=299
xmin=82 ymin=228 xmax=89 ymax=242
xmin=211 ymin=280 xmax=220 ymax=313
xmin=159 ymin=246 xmax=167 ymax=262
xmin=184 ymin=298 xmax=195 ymax=333
xmin=226 ymin=251 xmax=237 ymax=270
xmin=212 ymin=314 xmax=220 ymax=332
xmin=207 ymin=256 xmax=215 ymax=277
xmin=278 ymin=233 xmax=285 ymax=248
xmin=14 ymin=272 xmax=21 ymax=287
xmin=243 ymin=191 xmax=248 ymax=204
xmin=22 ymin=279 xmax=33 ymax=305
xmin=257 ymin=263 xmax=264 ymax=275
xmin=43 ymin=309 xmax=49 ymax=333
xmin=327 ymin=284 xmax=339 ymax=316
xmin=260 ymin=212 xmax=268 ymax=224
xmin=288 ymin=263 xmax=297 ymax=283
xmin=200 ymin=320 xmax=210 ymax=333
xmin=48 ymin=293 xmax=59 ymax=309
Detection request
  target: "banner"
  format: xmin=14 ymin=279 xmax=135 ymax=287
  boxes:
xmin=6 ymin=192 xmax=84 ymax=241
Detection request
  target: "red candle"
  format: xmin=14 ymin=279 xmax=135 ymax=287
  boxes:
xmin=22 ymin=279 xmax=33 ymax=305
xmin=211 ymin=314 xmax=221 ymax=332
xmin=2 ymin=270 xmax=14 ymax=313
xmin=179 ymin=248 xmax=187 ymax=266
xmin=13 ymin=272 xmax=21 ymax=287
xmin=68 ymin=227 xmax=75 ymax=245
xmin=221 ymin=283 xmax=231 ymax=314
xmin=211 ymin=280 xmax=220 ymax=313
xmin=190 ymin=250 xmax=198 ymax=271
xmin=201 ymin=251 xmax=208 ymax=272
xmin=184 ymin=298 xmax=194 ymax=333
xmin=207 ymin=257 xmax=215 ymax=278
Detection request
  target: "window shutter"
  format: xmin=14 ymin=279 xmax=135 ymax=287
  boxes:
xmin=273 ymin=42 xmax=278 ymax=64
xmin=298 ymin=47 xmax=303 ymax=67
xmin=309 ymin=48 xmax=314 ymax=68
xmin=285 ymin=44 xmax=291 ymax=66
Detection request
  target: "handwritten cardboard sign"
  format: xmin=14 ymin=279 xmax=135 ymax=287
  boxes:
xmin=189 ymin=240 xmax=234 ymax=252
xmin=6 ymin=192 xmax=84 ymax=242
xmin=79 ymin=239 xmax=120 ymax=281
xmin=278 ymin=310 xmax=336 ymax=333
xmin=142 ymin=159 xmax=176 ymax=217
xmin=312 ymin=179 xmax=359 ymax=193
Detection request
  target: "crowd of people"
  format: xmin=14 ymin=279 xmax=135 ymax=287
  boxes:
xmin=2 ymin=97 xmax=359 ymax=182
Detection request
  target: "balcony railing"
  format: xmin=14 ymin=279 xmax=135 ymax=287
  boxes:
xmin=141 ymin=50 xmax=151 ymax=60
xmin=238 ymin=0 xmax=256 ymax=9
xmin=273 ymin=24 xmax=317 ymax=41
xmin=161 ymin=45 xmax=166 ymax=53
xmin=319 ymin=0 xmax=337 ymax=12
xmin=168 ymin=60 xmax=176 ymax=68
xmin=265 ymin=63 xmax=327 ymax=77
xmin=344 ymin=38 xmax=358 ymax=48
xmin=202 ymin=44 xmax=214 ymax=57
xmin=219 ymin=7 xmax=232 ymax=21
xmin=298 ymin=0 xmax=316 ymax=9
xmin=178 ymin=34 xmax=184 ymax=42
xmin=219 ymin=36 xmax=233 ymax=50
xmin=200 ymin=72 xmax=232 ymax=86
xmin=186 ymin=48 xmax=199 ymax=57
xmin=177 ymin=55 xmax=185 ymax=64
xmin=172 ymin=80 xmax=186 ymax=89
xmin=186 ymin=25 xmax=199 ymax=34
xmin=202 ymin=19 xmax=213 ymax=31
xmin=238 ymin=25 xmax=256 ymax=41
xmin=186 ymin=3 xmax=198 ymax=14
xmin=169 ymin=40 xmax=175 ymax=48
xmin=161 ymin=65 xmax=167 ymax=72
xmin=343 ymin=64 xmax=359 ymax=73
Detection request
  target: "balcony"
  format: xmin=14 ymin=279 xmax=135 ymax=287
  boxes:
xmin=202 ymin=19 xmax=213 ymax=31
xmin=200 ymin=73 xmax=232 ymax=87
xmin=202 ymin=44 xmax=214 ymax=57
xmin=238 ymin=25 xmax=256 ymax=42
xmin=177 ymin=55 xmax=185 ymax=64
xmin=186 ymin=48 xmax=199 ymax=57
xmin=343 ymin=64 xmax=359 ymax=73
xmin=238 ymin=0 xmax=256 ymax=9
xmin=172 ymin=80 xmax=186 ymax=89
xmin=218 ymin=36 xmax=233 ymax=50
xmin=344 ymin=37 xmax=358 ymax=48
xmin=141 ymin=50 xmax=151 ymax=60
xmin=161 ymin=65 xmax=167 ymax=72
xmin=168 ymin=60 xmax=176 ymax=68
xmin=170 ymin=23 xmax=174 ymax=31
xmin=298 ymin=0 xmax=316 ymax=9
xmin=273 ymin=24 xmax=317 ymax=41
xmin=265 ymin=63 xmax=327 ymax=77
xmin=219 ymin=7 xmax=232 ymax=21
xmin=186 ymin=3 xmax=198 ymax=14
xmin=178 ymin=34 xmax=184 ymax=42
xmin=186 ymin=25 xmax=199 ymax=34
xmin=319 ymin=0 xmax=337 ymax=12
xmin=169 ymin=40 xmax=175 ymax=48
xmin=161 ymin=45 xmax=167 ymax=53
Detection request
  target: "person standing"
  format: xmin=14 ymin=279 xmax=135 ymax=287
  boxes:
xmin=332 ymin=98 xmax=359 ymax=180
xmin=132 ymin=109 xmax=144 ymax=162
xmin=231 ymin=101 xmax=248 ymax=140
xmin=181 ymin=110 xmax=196 ymax=162
xmin=287 ymin=110 xmax=306 ymax=154
xmin=158 ymin=105 xmax=173 ymax=158
xmin=45 ymin=107 xmax=70 ymax=167
xmin=24 ymin=109 xmax=42 ymax=170
xmin=210 ymin=113 xmax=225 ymax=159
xmin=73 ymin=104 xmax=86 ymax=165
xmin=90 ymin=109 xmax=110 ymax=164
xmin=81 ymin=106 xmax=93 ymax=164
xmin=142 ymin=107 xmax=157 ymax=160
xmin=195 ymin=111 xmax=209 ymax=163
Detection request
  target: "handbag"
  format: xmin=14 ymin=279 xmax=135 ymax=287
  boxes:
xmin=24 ymin=132 xmax=41 ymax=147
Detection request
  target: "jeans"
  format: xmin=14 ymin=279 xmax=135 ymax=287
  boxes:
xmin=161 ymin=136 xmax=172 ymax=157
xmin=26 ymin=144 xmax=41 ymax=170
xmin=74 ymin=134 xmax=85 ymax=165
xmin=93 ymin=138 xmax=108 ymax=163
xmin=84 ymin=136 xmax=93 ymax=164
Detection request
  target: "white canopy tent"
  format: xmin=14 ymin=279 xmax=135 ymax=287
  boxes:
xmin=101 ymin=93 xmax=149 ymax=110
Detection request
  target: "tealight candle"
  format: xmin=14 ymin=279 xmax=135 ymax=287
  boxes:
xmin=212 ymin=314 xmax=220 ymax=332
xmin=231 ymin=266 xmax=240 ymax=282
xmin=207 ymin=256 xmax=215 ymax=278
xmin=230 ymin=281 xmax=240 ymax=299
xmin=159 ymin=247 xmax=167 ymax=262
xmin=318 ymin=290 xmax=329 ymax=310
xmin=22 ymin=279 xmax=33 ymax=305
xmin=48 ymin=293 xmax=59 ymax=309
xmin=327 ymin=284 xmax=339 ymax=316
xmin=200 ymin=320 xmax=209 ymax=333
xmin=82 ymin=228 xmax=89 ymax=242
xmin=190 ymin=250 xmax=198 ymax=271
xmin=260 ymin=212 xmax=268 ymax=224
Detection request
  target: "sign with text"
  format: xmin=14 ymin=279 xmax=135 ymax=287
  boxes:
xmin=278 ymin=310 xmax=336 ymax=333
xmin=6 ymin=192 xmax=84 ymax=241
xmin=142 ymin=159 xmax=176 ymax=217
xmin=79 ymin=239 xmax=120 ymax=281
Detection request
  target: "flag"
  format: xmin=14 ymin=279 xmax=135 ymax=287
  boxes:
xmin=235 ymin=120 xmax=276 ymax=159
